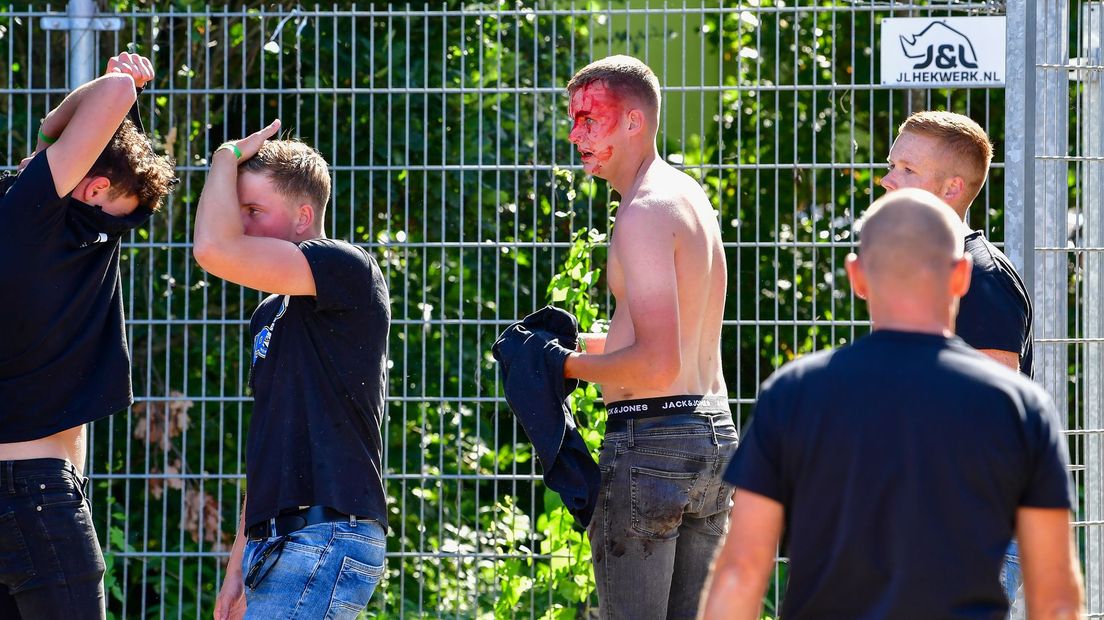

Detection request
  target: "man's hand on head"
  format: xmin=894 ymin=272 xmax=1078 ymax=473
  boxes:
xmin=218 ymin=120 xmax=281 ymax=165
xmin=105 ymin=52 xmax=154 ymax=89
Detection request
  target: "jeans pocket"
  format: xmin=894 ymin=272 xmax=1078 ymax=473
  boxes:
xmin=0 ymin=511 xmax=36 ymax=590
xmin=630 ymin=467 xmax=697 ymax=539
xmin=325 ymin=555 xmax=384 ymax=619
xmin=31 ymin=474 xmax=83 ymax=510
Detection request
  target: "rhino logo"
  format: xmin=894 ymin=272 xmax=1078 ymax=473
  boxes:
xmin=899 ymin=21 xmax=979 ymax=70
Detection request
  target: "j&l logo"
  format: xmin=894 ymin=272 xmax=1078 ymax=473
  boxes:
xmin=899 ymin=21 xmax=979 ymax=70
xmin=880 ymin=16 xmax=1005 ymax=87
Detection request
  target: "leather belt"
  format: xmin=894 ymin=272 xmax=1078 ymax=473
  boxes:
xmin=246 ymin=505 xmax=364 ymax=540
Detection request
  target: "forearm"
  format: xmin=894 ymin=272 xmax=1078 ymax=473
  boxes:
xmin=39 ymin=73 xmax=133 ymax=147
xmin=699 ymin=560 xmax=767 ymax=619
xmin=194 ymin=151 xmax=245 ymax=264
xmin=563 ymin=343 xmax=679 ymax=391
xmin=225 ymin=496 xmax=248 ymax=575
xmin=578 ymin=332 xmax=607 ymax=355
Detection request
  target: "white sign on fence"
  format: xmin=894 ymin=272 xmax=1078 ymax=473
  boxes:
xmin=881 ymin=16 xmax=1006 ymax=87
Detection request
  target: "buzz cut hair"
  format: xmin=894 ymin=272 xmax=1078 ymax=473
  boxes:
xmin=899 ymin=111 xmax=993 ymax=204
xmin=240 ymin=139 xmax=331 ymax=230
xmin=566 ymin=55 xmax=662 ymax=126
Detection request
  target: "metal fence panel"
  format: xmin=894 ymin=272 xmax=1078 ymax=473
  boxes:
xmin=0 ymin=1 xmax=1097 ymax=617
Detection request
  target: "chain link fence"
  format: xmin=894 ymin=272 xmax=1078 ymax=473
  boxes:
xmin=0 ymin=1 xmax=1099 ymax=617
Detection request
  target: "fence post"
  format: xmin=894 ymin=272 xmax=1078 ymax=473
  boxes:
xmin=1080 ymin=3 xmax=1104 ymax=611
xmin=1004 ymin=0 xmax=1033 ymax=278
xmin=67 ymin=0 xmax=95 ymax=90
xmin=40 ymin=0 xmax=122 ymax=90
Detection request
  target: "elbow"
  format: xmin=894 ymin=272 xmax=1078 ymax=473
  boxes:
xmin=102 ymin=72 xmax=138 ymax=104
xmin=192 ymin=238 xmax=222 ymax=275
xmin=642 ymin=354 xmax=681 ymax=390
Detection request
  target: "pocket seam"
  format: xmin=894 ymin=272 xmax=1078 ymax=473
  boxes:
xmin=629 ymin=467 xmax=698 ymax=539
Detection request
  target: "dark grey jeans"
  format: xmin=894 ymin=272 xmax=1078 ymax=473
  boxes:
xmin=588 ymin=412 xmax=738 ymax=620
xmin=0 ymin=458 xmax=105 ymax=620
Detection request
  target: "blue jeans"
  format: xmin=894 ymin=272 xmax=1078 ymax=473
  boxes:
xmin=0 ymin=459 xmax=105 ymax=620
xmin=1001 ymin=540 xmax=1021 ymax=604
xmin=588 ymin=412 xmax=738 ymax=620
xmin=241 ymin=519 xmax=386 ymax=619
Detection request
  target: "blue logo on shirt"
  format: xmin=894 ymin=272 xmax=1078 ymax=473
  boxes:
xmin=252 ymin=296 xmax=289 ymax=365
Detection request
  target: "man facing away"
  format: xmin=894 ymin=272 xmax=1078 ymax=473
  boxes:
xmin=0 ymin=52 xmax=175 ymax=619
xmin=561 ymin=55 xmax=738 ymax=619
xmin=701 ymin=189 xmax=1083 ymax=620
xmin=197 ymin=122 xmax=391 ymax=619
xmin=882 ymin=110 xmax=1035 ymax=604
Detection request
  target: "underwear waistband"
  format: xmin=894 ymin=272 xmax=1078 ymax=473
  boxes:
xmin=604 ymin=394 xmax=731 ymax=421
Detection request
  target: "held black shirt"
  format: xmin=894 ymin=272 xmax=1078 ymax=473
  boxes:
xmin=0 ymin=150 xmax=149 ymax=441
xmin=725 ymin=330 xmax=1072 ymax=619
xmin=956 ymin=231 xmax=1034 ymax=376
xmin=245 ymin=238 xmax=391 ymax=531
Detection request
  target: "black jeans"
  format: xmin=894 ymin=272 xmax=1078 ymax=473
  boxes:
xmin=0 ymin=458 xmax=105 ymax=619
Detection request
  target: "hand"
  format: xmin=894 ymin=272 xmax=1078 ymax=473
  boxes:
xmin=213 ymin=571 xmax=246 ymax=620
xmin=220 ymin=120 xmax=281 ymax=164
xmin=105 ymin=51 xmax=154 ymax=89
xmin=16 ymin=154 xmax=35 ymax=172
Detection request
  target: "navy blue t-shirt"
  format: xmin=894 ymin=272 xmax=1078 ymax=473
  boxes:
xmin=245 ymin=238 xmax=391 ymax=531
xmin=0 ymin=151 xmax=150 ymax=441
xmin=725 ymin=330 xmax=1072 ymax=619
xmin=956 ymin=231 xmax=1033 ymax=376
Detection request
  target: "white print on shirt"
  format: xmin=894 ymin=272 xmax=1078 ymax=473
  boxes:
xmin=252 ymin=295 xmax=290 ymax=365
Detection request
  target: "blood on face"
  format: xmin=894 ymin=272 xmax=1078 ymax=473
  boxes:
xmin=568 ymin=82 xmax=625 ymax=174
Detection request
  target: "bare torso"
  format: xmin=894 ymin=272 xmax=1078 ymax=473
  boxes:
xmin=0 ymin=427 xmax=87 ymax=474
xmin=602 ymin=160 xmax=727 ymax=402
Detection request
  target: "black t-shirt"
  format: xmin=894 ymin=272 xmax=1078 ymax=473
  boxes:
xmin=0 ymin=151 xmax=149 ymax=441
xmin=245 ymin=238 xmax=391 ymax=531
xmin=725 ymin=330 xmax=1072 ymax=619
xmin=956 ymin=231 xmax=1033 ymax=376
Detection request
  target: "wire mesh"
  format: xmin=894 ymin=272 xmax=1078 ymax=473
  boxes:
xmin=0 ymin=1 xmax=1096 ymax=617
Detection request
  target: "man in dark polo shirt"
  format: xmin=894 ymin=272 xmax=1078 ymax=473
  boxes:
xmin=700 ymin=189 xmax=1082 ymax=619
xmin=0 ymin=52 xmax=175 ymax=619
xmin=881 ymin=111 xmax=1035 ymax=605
xmin=197 ymin=121 xmax=390 ymax=620
xmin=882 ymin=110 xmax=1032 ymax=375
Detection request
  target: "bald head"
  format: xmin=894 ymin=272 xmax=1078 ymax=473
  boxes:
xmin=848 ymin=188 xmax=972 ymax=334
xmin=858 ymin=188 xmax=964 ymax=285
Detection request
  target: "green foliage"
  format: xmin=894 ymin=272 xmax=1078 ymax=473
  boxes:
xmin=5 ymin=1 xmax=1063 ymax=617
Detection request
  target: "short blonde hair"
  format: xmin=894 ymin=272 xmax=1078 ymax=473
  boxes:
xmin=240 ymin=139 xmax=331 ymax=228
xmin=899 ymin=111 xmax=993 ymax=203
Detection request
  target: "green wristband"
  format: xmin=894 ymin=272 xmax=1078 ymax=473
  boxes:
xmin=216 ymin=142 xmax=242 ymax=160
xmin=38 ymin=128 xmax=57 ymax=145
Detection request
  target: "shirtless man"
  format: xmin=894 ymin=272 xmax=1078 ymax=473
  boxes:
xmin=561 ymin=55 xmax=737 ymax=620
xmin=0 ymin=52 xmax=176 ymax=619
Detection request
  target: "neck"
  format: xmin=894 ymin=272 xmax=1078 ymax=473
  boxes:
xmin=866 ymin=296 xmax=956 ymax=338
xmin=607 ymin=143 xmax=658 ymax=196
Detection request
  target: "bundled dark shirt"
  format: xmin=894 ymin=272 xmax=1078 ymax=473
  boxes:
xmin=492 ymin=306 xmax=600 ymax=527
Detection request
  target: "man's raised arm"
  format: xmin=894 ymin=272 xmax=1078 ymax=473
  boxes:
xmin=193 ymin=120 xmax=318 ymax=296
xmin=38 ymin=52 xmax=156 ymax=196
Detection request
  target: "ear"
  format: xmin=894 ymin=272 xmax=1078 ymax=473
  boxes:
xmin=294 ymin=203 xmax=316 ymax=235
xmin=941 ymin=175 xmax=967 ymax=204
xmin=626 ymin=108 xmax=646 ymax=135
xmin=79 ymin=176 xmax=112 ymax=201
xmin=949 ymin=253 xmax=973 ymax=298
xmin=845 ymin=253 xmax=868 ymax=300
